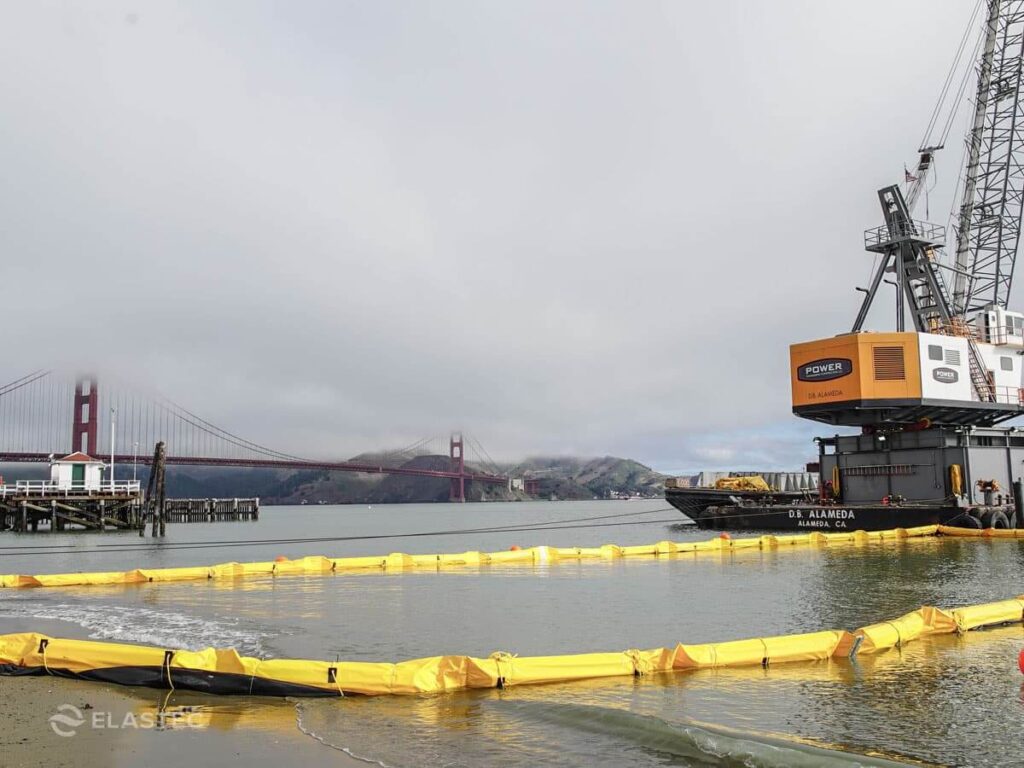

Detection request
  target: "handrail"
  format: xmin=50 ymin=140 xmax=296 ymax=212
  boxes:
xmin=989 ymin=386 xmax=1024 ymax=405
xmin=926 ymin=319 xmax=1024 ymax=343
xmin=0 ymin=481 xmax=141 ymax=498
xmin=864 ymin=219 xmax=946 ymax=249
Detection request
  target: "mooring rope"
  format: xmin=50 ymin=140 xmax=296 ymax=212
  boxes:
xmin=0 ymin=507 xmax=687 ymax=557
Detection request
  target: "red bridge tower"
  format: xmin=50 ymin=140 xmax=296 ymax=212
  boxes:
xmin=72 ymin=376 xmax=99 ymax=455
xmin=449 ymin=432 xmax=465 ymax=503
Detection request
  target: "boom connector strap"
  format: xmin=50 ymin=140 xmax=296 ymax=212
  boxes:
xmin=163 ymin=650 xmax=175 ymax=690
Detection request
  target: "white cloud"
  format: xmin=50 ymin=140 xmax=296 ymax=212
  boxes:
xmin=0 ymin=1 xmax=981 ymax=469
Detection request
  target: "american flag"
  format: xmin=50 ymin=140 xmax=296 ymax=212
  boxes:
xmin=905 ymin=167 xmax=919 ymax=183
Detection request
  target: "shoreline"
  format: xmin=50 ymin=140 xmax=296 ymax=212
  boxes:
xmin=0 ymin=618 xmax=366 ymax=768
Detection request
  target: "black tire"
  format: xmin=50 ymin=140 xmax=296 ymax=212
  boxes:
xmin=1007 ymin=511 xmax=1019 ymax=530
xmin=980 ymin=510 xmax=1011 ymax=529
xmin=948 ymin=512 xmax=982 ymax=529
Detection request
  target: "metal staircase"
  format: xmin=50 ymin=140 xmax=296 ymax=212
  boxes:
xmin=965 ymin=339 xmax=995 ymax=402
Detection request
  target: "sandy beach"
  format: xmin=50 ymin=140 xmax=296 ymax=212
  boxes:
xmin=0 ymin=617 xmax=367 ymax=768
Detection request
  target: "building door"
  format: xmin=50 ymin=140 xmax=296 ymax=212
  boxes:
xmin=71 ymin=464 xmax=85 ymax=487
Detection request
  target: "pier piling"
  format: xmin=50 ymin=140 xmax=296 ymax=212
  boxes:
xmin=161 ymin=497 xmax=259 ymax=523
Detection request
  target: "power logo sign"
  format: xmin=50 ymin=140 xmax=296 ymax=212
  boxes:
xmin=932 ymin=367 xmax=959 ymax=384
xmin=797 ymin=358 xmax=853 ymax=382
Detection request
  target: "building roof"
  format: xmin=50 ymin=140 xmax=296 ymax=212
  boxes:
xmin=57 ymin=452 xmax=104 ymax=464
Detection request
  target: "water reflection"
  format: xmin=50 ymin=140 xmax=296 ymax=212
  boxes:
xmin=9 ymin=622 xmax=1017 ymax=766
xmin=2 ymin=502 xmax=1023 ymax=766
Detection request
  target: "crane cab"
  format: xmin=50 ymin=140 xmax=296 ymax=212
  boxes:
xmin=973 ymin=305 xmax=1024 ymax=347
xmin=791 ymin=330 xmax=1023 ymax=427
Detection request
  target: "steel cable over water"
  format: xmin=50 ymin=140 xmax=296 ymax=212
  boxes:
xmin=0 ymin=507 xmax=685 ymax=556
xmin=0 ymin=497 xmax=982 ymax=558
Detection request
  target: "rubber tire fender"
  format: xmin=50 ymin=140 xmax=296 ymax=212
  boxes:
xmin=948 ymin=512 xmax=982 ymax=529
xmin=980 ymin=510 xmax=1010 ymax=529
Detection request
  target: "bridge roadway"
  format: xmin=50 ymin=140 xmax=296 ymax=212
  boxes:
xmin=0 ymin=453 xmax=510 ymax=486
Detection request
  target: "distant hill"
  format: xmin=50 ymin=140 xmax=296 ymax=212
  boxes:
xmin=512 ymin=456 xmax=667 ymax=500
xmin=0 ymin=454 xmax=667 ymax=505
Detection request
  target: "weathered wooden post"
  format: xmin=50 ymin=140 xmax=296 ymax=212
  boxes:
xmin=157 ymin=445 xmax=167 ymax=537
xmin=144 ymin=446 xmax=157 ymax=537
xmin=149 ymin=442 xmax=167 ymax=537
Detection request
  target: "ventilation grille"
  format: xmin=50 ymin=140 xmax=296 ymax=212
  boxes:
xmin=945 ymin=349 xmax=961 ymax=366
xmin=873 ymin=346 xmax=906 ymax=380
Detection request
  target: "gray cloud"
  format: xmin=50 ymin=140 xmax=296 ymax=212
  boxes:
xmin=0 ymin=1 xmax=980 ymax=469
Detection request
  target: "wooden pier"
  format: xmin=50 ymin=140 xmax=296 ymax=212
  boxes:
xmin=0 ymin=482 xmax=144 ymax=532
xmin=0 ymin=445 xmax=256 ymax=533
xmin=163 ymin=498 xmax=259 ymax=523
xmin=0 ymin=493 xmax=260 ymax=531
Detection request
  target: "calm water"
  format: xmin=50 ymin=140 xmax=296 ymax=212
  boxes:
xmin=1 ymin=500 xmax=1023 ymax=766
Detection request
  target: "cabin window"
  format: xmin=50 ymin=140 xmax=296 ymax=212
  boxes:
xmin=928 ymin=345 xmax=943 ymax=361
xmin=1001 ymin=356 xmax=1013 ymax=371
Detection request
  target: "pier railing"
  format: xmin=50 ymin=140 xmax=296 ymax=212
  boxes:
xmin=1 ymin=481 xmax=142 ymax=499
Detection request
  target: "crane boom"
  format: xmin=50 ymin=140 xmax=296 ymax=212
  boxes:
xmin=795 ymin=3 xmax=1024 ymax=430
xmin=779 ymin=5 xmax=1024 ymax=535
xmin=904 ymin=147 xmax=940 ymax=214
xmin=953 ymin=0 xmax=1024 ymax=315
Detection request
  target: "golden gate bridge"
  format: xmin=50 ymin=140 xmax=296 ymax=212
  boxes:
xmin=0 ymin=371 xmax=522 ymax=502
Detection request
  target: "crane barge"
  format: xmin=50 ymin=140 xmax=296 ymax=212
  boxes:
xmin=672 ymin=1 xmax=1024 ymax=530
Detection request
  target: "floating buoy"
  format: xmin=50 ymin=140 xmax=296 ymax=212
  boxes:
xmin=509 ymin=545 xmax=521 ymax=551
xmin=274 ymin=556 xmax=288 ymax=563
xmin=719 ymin=533 xmax=731 ymax=540
xmin=1019 ymin=649 xmax=1024 ymax=675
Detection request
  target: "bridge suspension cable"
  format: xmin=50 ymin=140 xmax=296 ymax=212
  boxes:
xmin=466 ymin=433 xmax=504 ymax=477
xmin=0 ymin=369 xmax=52 ymax=398
xmin=0 ymin=370 xmax=512 ymax=490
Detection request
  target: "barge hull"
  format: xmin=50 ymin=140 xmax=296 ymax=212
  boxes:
xmin=664 ymin=487 xmax=809 ymax=521
xmin=689 ymin=504 xmax=973 ymax=532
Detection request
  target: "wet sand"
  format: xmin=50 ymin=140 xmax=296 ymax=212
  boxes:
xmin=0 ymin=617 xmax=367 ymax=768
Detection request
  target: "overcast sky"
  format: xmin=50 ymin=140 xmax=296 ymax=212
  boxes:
xmin=0 ymin=1 xmax=988 ymax=472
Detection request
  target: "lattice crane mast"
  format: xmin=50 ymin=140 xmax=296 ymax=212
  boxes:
xmin=792 ymin=0 xmax=1024 ymax=429
xmin=952 ymin=1 xmax=1024 ymax=318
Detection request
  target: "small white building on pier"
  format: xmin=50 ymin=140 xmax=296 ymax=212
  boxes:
xmin=50 ymin=452 xmax=105 ymax=490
